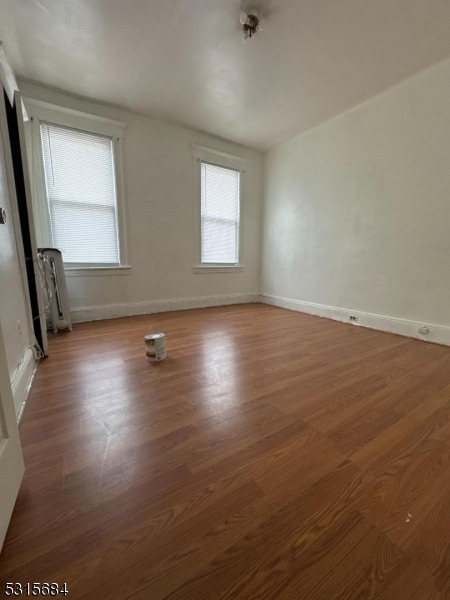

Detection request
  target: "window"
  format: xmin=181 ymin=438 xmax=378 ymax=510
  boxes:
xmin=25 ymin=98 xmax=127 ymax=272
xmin=201 ymin=162 xmax=240 ymax=265
xmin=40 ymin=122 xmax=120 ymax=266
xmin=193 ymin=145 xmax=247 ymax=271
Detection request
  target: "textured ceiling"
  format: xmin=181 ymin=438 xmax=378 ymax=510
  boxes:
xmin=1 ymin=0 xmax=450 ymax=150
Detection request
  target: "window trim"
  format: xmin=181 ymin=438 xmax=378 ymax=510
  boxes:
xmin=192 ymin=145 xmax=248 ymax=272
xmin=24 ymin=98 xmax=129 ymax=272
xmin=65 ymin=266 xmax=131 ymax=277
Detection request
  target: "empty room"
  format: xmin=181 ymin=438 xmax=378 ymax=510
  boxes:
xmin=0 ymin=1 xmax=449 ymax=598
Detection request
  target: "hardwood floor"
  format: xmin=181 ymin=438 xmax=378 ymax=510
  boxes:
xmin=1 ymin=303 xmax=450 ymax=599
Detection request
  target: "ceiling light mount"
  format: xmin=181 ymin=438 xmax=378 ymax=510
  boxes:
xmin=240 ymin=11 xmax=261 ymax=41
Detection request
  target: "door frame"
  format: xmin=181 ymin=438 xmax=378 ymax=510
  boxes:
xmin=6 ymin=90 xmax=48 ymax=355
xmin=0 ymin=285 xmax=25 ymax=552
xmin=0 ymin=41 xmax=47 ymax=356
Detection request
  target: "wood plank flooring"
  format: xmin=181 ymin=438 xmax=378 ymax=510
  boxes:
xmin=1 ymin=303 xmax=450 ymax=599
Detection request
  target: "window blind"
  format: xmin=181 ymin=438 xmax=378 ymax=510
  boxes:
xmin=40 ymin=122 xmax=120 ymax=265
xmin=201 ymin=162 xmax=240 ymax=264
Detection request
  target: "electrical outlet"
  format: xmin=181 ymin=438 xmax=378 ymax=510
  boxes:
xmin=349 ymin=315 xmax=358 ymax=322
xmin=418 ymin=325 xmax=429 ymax=335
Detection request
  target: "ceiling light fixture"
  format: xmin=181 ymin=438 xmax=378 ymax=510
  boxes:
xmin=240 ymin=11 xmax=261 ymax=41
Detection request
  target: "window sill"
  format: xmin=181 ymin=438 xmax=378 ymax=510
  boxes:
xmin=193 ymin=265 xmax=244 ymax=274
xmin=64 ymin=266 xmax=131 ymax=277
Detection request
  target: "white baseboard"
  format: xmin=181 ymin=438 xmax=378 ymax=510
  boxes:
xmin=71 ymin=293 xmax=259 ymax=323
xmin=259 ymin=293 xmax=450 ymax=347
xmin=10 ymin=346 xmax=36 ymax=419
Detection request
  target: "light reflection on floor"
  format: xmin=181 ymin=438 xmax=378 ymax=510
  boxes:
xmin=197 ymin=331 xmax=241 ymax=416
xmin=62 ymin=327 xmax=250 ymax=488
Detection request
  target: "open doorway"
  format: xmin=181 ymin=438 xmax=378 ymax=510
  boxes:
xmin=3 ymin=89 xmax=47 ymax=355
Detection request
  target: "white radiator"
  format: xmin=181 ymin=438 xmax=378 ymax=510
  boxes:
xmin=38 ymin=248 xmax=73 ymax=333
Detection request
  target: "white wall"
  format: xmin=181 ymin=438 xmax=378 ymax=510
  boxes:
xmin=19 ymin=81 xmax=264 ymax=322
xmin=0 ymin=94 xmax=35 ymax=413
xmin=261 ymin=58 xmax=450 ymax=343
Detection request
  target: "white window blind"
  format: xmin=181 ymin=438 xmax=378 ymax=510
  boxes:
xmin=201 ymin=162 xmax=240 ymax=264
xmin=40 ymin=122 xmax=120 ymax=265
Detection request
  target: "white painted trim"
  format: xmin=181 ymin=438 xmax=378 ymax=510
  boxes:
xmin=259 ymin=293 xmax=450 ymax=347
xmin=191 ymin=144 xmax=248 ymax=171
xmin=29 ymin=114 xmax=53 ymax=246
xmin=193 ymin=266 xmax=245 ymax=274
xmin=17 ymin=359 xmax=37 ymax=426
xmin=23 ymin=97 xmax=127 ymax=133
xmin=65 ymin=266 xmax=131 ymax=277
xmin=0 ymin=91 xmax=39 ymax=354
xmin=14 ymin=91 xmax=49 ymax=355
xmin=113 ymin=135 xmax=129 ymax=267
xmin=10 ymin=347 xmax=36 ymax=419
xmin=0 ymin=42 xmax=18 ymax=106
xmin=71 ymin=293 xmax=258 ymax=323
